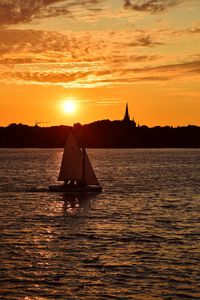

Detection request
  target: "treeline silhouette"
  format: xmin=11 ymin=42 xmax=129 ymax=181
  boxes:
xmin=0 ymin=120 xmax=199 ymax=148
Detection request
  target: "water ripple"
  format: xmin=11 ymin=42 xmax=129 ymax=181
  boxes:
xmin=0 ymin=149 xmax=200 ymax=299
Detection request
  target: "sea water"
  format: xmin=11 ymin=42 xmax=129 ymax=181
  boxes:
xmin=0 ymin=148 xmax=200 ymax=300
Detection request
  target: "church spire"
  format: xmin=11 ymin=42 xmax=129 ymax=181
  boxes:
xmin=123 ymin=102 xmax=130 ymax=122
xmin=122 ymin=102 xmax=136 ymax=127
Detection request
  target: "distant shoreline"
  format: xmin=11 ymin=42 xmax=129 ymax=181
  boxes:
xmin=0 ymin=120 xmax=200 ymax=148
xmin=0 ymin=147 xmax=200 ymax=150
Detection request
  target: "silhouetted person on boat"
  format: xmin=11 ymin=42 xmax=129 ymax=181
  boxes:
xmin=63 ymin=180 xmax=86 ymax=188
xmin=63 ymin=180 xmax=74 ymax=187
xmin=76 ymin=180 xmax=86 ymax=187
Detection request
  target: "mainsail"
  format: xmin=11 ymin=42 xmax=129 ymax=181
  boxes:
xmin=58 ymin=131 xmax=82 ymax=181
xmin=58 ymin=131 xmax=100 ymax=186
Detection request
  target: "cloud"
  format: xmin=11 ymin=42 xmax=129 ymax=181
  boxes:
xmin=0 ymin=27 xmax=199 ymax=87
xmin=123 ymin=0 xmax=187 ymax=13
xmin=74 ymin=97 xmax=122 ymax=105
xmin=0 ymin=0 xmax=103 ymax=26
xmin=0 ymin=0 xmax=191 ymax=27
xmin=1 ymin=56 xmax=200 ymax=88
xmin=0 ymin=69 xmax=113 ymax=88
xmin=124 ymin=34 xmax=163 ymax=47
xmin=0 ymin=28 xmax=165 ymax=62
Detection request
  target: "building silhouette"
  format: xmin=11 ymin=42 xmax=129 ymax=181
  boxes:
xmin=123 ymin=103 xmax=136 ymax=127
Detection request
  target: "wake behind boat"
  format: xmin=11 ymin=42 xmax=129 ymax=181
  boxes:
xmin=49 ymin=131 xmax=102 ymax=193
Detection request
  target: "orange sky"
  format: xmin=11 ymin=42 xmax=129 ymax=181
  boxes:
xmin=0 ymin=0 xmax=200 ymax=127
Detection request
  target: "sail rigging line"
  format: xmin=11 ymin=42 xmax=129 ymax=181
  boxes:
xmin=81 ymin=147 xmax=86 ymax=185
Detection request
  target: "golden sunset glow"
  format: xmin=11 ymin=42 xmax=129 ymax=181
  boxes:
xmin=0 ymin=0 xmax=199 ymax=126
xmin=62 ymin=100 xmax=77 ymax=114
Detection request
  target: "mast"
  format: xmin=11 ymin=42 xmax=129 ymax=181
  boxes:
xmin=81 ymin=147 xmax=86 ymax=185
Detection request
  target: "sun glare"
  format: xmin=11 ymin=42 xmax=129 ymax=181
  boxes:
xmin=62 ymin=100 xmax=76 ymax=114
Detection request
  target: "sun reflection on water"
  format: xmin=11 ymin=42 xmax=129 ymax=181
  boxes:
xmin=63 ymin=197 xmax=83 ymax=216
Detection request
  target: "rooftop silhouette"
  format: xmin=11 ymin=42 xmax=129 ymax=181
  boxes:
xmin=0 ymin=120 xmax=199 ymax=148
xmin=0 ymin=103 xmax=199 ymax=148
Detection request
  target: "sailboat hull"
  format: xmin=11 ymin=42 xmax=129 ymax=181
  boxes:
xmin=48 ymin=184 xmax=102 ymax=194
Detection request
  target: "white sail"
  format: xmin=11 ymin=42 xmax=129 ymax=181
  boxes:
xmin=58 ymin=131 xmax=82 ymax=181
xmin=83 ymin=150 xmax=100 ymax=186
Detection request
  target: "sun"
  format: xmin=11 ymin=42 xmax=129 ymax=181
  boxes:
xmin=62 ymin=100 xmax=76 ymax=114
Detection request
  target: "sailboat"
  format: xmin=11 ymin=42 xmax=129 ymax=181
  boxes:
xmin=49 ymin=131 xmax=102 ymax=193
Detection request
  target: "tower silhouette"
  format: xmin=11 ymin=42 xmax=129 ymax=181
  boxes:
xmin=123 ymin=103 xmax=130 ymax=122
xmin=122 ymin=103 xmax=136 ymax=127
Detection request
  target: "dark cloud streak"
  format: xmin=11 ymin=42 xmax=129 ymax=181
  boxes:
xmin=125 ymin=34 xmax=163 ymax=47
xmin=0 ymin=0 xmax=190 ymax=27
xmin=0 ymin=0 xmax=102 ymax=26
xmin=123 ymin=0 xmax=187 ymax=13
